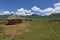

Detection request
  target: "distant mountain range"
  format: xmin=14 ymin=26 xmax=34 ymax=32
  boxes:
xmin=0 ymin=13 xmax=60 ymax=20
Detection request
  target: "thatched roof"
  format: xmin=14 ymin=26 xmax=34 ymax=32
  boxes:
xmin=7 ymin=14 xmax=23 ymax=20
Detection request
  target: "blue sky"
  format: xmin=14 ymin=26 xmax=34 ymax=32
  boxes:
xmin=0 ymin=0 xmax=60 ymax=11
xmin=0 ymin=0 xmax=60 ymax=16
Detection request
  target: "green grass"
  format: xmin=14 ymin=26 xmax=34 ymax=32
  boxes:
xmin=0 ymin=20 xmax=7 ymax=24
xmin=0 ymin=27 xmax=4 ymax=33
xmin=0 ymin=17 xmax=60 ymax=40
xmin=11 ymin=17 xmax=60 ymax=40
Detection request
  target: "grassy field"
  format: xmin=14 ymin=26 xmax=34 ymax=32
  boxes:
xmin=0 ymin=17 xmax=60 ymax=40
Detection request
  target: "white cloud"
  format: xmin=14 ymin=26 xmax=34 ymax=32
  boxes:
xmin=31 ymin=6 xmax=55 ymax=16
xmin=0 ymin=2 xmax=60 ymax=16
xmin=31 ymin=6 xmax=44 ymax=16
xmin=25 ymin=10 xmax=33 ymax=16
xmin=17 ymin=8 xmax=25 ymax=12
xmin=54 ymin=2 xmax=60 ymax=13
xmin=54 ymin=7 xmax=60 ymax=13
xmin=31 ymin=2 xmax=60 ymax=16
xmin=43 ymin=8 xmax=54 ymax=15
xmin=54 ymin=2 xmax=60 ymax=7
xmin=16 ymin=8 xmax=33 ymax=16
xmin=31 ymin=6 xmax=40 ymax=11
xmin=2 ymin=11 xmax=11 ymax=15
xmin=0 ymin=13 xmax=3 ymax=15
xmin=11 ymin=12 xmax=15 ymax=14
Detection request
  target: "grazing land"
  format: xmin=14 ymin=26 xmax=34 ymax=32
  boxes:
xmin=0 ymin=14 xmax=60 ymax=40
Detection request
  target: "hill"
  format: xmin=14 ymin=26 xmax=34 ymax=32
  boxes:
xmin=0 ymin=13 xmax=60 ymax=19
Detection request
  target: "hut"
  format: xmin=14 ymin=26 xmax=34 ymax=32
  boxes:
xmin=6 ymin=14 xmax=23 ymax=25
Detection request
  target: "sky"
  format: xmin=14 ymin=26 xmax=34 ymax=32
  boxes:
xmin=0 ymin=0 xmax=60 ymax=16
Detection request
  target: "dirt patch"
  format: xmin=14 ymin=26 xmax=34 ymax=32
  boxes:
xmin=0 ymin=22 xmax=29 ymax=36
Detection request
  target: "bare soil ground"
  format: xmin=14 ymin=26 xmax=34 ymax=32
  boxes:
xmin=0 ymin=22 xmax=29 ymax=36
